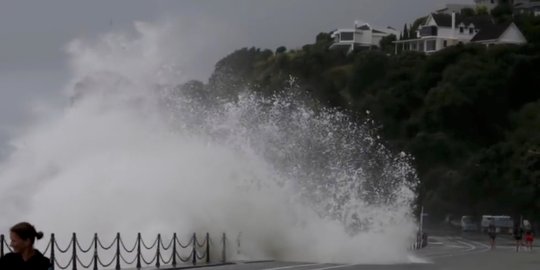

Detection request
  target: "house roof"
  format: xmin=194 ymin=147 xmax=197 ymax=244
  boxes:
xmin=430 ymin=13 xmax=453 ymax=27
xmin=471 ymin=22 xmax=513 ymax=42
xmin=357 ymin=25 xmax=371 ymax=30
xmin=430 ymin=13 xmax=494 ymax=28
xmin=436 ymin=8 xmax=448 ymax=13
xmin=514 ymin=1 xmax=540 ymax=9
xmin=460 ymin=16 xmax=494 ymax=28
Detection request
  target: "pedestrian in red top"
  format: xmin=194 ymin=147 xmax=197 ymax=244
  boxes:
xmin=525 ymin=229 xmax=535 ymax=251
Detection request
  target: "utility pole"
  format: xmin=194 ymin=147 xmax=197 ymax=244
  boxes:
xmin=418 ymin=206 xmax=424 ymax=248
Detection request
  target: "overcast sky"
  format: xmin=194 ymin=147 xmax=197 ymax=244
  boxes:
xmin=0 ymin=0 xmax=472 ymax=156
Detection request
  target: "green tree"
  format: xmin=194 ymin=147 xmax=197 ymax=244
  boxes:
xmin=347 ymin=51 xmax=389 ymax=99
xmin=276 ymin=46 xmax=287 ymax=54
xmin=476 ymin=5 xmax=489 ymax=15
xmin=461 ymin=8 xmax=476 ymax=17
xmin=515 ymin=14 xmax=540 ymax=44
xmin=380 ymin=34 xmax=397 ymax=54
xmin=409 ymin=24 xmax=416 ymax=39
xmin=491 ymin=2 xmax=514 ymax=23
xmin=403 ymin=24 xmax=409 ymax=40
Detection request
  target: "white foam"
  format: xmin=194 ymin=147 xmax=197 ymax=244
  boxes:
xmin=0 ymin=18 xmax=418 ymax=264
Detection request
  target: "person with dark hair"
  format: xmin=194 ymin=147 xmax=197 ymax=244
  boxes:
xmin=0 ymin=222 xmax=51 ymax=270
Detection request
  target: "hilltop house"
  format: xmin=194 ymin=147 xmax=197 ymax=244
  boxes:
xmin=436 ymin=4 xmax=476 ymax=15
xmin=329 ymin=21 xmax=398 ymax=53
xmin=474 ymin=0 xmax=501 ymax=11
xmin=514 ymin=0 xmax=540 ymax=16
xmin=474 ymin=0 xmax=540 ymax=16
xmin=393 ymin=13 xmax=527 ymax=54
xmin=436 ymin=1 xmax=506 ymax=14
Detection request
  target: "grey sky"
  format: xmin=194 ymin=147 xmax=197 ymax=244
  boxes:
xmin=0 ymin=0 xmax=471 ymax=155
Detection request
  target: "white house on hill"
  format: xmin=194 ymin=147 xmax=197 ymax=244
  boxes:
xmin=474 ymin=0 xmax=540 ymax=16
xmin=436 ymin=4 xmax=476 ymax=15
xmin=474 ymin=0 xmax=500 ymax=11
xmin=514 ymin=0 xmax=540 ymax=16
xmin=330 ymin=21 xmax=398 ymax=53
xmin=393 ymin=13 xmax=527 ymax=54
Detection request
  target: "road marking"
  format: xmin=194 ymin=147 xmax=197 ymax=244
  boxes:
xmin=456 ymin=240 xmax=476 ymax=252
xmin=308 ymin=264 xmax=355 ymax=270
xmin=462 ymin=238 xmax=490 ymax=249
xmin=428 ymin=237 xmax=490 ymax=259
xmin=263 ymin=263 xmax=325 ymax=270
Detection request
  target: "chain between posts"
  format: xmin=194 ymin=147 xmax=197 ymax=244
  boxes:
xmin=0 ymin=232 xmax=224 ymax=270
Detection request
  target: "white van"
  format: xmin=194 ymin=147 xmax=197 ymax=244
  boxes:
xmin=523 ymin=219 xmax=531 ymax=228
xmin=493 ymin=216 xmax=513 ymax=234
xmin=461 ymin=216 xmax=478 ymax=231
xmin=481 ymin=215 xmax=493 ymax=232
xmin=481 ymin=215 xmax=513 ymax=234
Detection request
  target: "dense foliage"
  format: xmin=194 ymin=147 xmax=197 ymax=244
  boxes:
xmin=186 ymin=13 xmax=540 ymax=221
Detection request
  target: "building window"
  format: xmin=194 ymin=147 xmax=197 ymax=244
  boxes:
xmin=340 ymin=32 xmax=354 ymax=41
xmin=460 ymin=27 xmax=464 ymax=33
xmin=426 ymin=40 xmax=436 ymax=51
xmin=419 ymin=42 xmax=425 ymax=52
xmin=420 ymin=26 xmax=438 ymax=37
xmin=469 ymin=27 xmax=474 ymax=34
xmin=443 ymin=40 xmax=448 ymax=47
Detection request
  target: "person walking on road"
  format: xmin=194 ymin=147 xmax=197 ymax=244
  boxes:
xmin=525 ymin=228 xmax=534 ymax=251
xmin=488 ymin=222 xmax=497 ymax=250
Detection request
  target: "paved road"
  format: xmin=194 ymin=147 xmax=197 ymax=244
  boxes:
xmin=153 ymin=235 xmax=539 ymax=270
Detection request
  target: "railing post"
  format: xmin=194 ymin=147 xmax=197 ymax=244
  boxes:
xmin=72 ymin=233 xmax=78 ymax=270
xmin=172 ymin=233 xmax=177 ymax=267
xmin=1 ymin=234 xmax=4 ymax=257
xmin=93 ymin=234 xmax=98 ymax=270
xmin=155 ymin=234 xmax=161 ymax=268
xmin=115 ymin=233 xmax=121 ymax=270
xmin=192 ymin=233 xmax=196 ymax=265
xmin=51 ymin=233 xmax=56 ymax=270
xmin=206 ymin=233 xmax=210 ymax=264
xmin=221 ymin=233 xmax=226 ymax=263
xmin=136 ymin=233 xmax=141 ymax=269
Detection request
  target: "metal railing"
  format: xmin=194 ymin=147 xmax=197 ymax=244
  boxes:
xmin=0 ymin=232 xmax=227 ymax=270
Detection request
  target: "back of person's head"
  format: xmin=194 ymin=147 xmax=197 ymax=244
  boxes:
xmin=10 ymin=222 xmax=44 ymax=244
